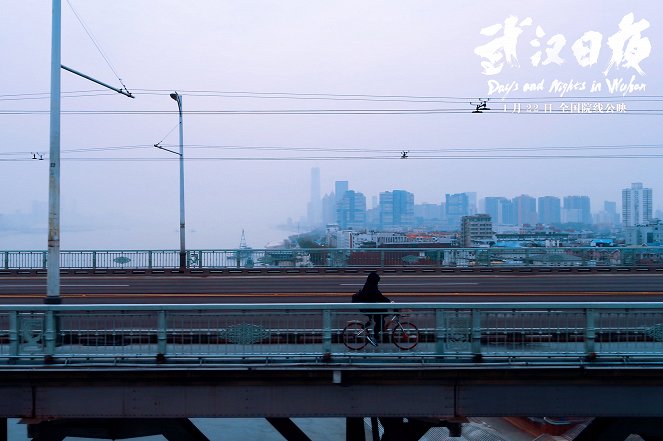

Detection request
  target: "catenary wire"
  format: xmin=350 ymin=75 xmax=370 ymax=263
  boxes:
xmin=1 ymin=108 xmax=661 ymax=115
xmin=65 ymin=0 xmax=131 ymax=93
xmin=12 ymin=153 xmax=663 ymax=162
xmin=3 ymin=142 xmax=663 ymax=157
xmin=3 ymin=89 xmax=663 ymax=104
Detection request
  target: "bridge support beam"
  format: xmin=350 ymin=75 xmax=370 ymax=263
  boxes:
xmin=575 ymin=417 xmax=663 ymax=441
xmin=26 ymin=418 xmax=210 ymax=441
xmin=266 ymin=418 xmax=312 ymax=441
xmin=346 ymin=417 xmax=365 ymax=441
xmin=371 ymin=417 xmax=380 ymax=441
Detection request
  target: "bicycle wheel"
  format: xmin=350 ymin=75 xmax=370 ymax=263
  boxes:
xmin=391 ymin=321 xmax=419 ymax=350
xmin=342 ymin=321 xmax=369 ymax=350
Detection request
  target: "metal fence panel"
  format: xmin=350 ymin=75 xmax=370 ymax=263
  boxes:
xmin=3 ymin=251 xmax=46 ymax=270
xmin=3 ymin=247 xmax=663 ymax=270
xmin=0 ymin=303 xmax=662 ymax=366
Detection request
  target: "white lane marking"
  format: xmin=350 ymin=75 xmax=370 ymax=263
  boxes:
xmin=340 ymin=283 xmax=479 ymax=286
xmin=0 ymin=284 xmax=130 ymax=288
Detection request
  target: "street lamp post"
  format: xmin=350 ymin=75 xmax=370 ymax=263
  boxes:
xmin=170 ymin=92 xmax=186 ymax=270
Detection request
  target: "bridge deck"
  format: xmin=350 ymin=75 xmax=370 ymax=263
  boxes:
xmin=0 ymin=302 xmax=663 ymax=418
xmin=0 ymin=302 xmax=663 ymax=366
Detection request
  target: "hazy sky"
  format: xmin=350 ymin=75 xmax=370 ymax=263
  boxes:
xmin=2 ymin=1 xmax=662 ymax=249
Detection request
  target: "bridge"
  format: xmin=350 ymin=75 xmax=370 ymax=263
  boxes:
xmin=2 ymin=301 xmax=663 ymax=440
xmin=3 ymin=246 xmax=663 ymax=274
xmin=3 ymin=247 xmax=663 ymax=439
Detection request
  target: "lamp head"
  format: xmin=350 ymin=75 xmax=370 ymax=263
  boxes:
xmin=170 ymin=92 xmax=179 ymax=101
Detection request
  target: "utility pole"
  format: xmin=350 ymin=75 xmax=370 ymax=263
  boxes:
xmin=46 ymin=0 xmax=62 ymax=304
xmin=170 ymin=92 xmax=186 ymax=271
xmin=47 ymin=0 xmax=134 ymax=303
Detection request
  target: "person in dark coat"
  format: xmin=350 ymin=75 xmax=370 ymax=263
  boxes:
xmin=352 ymin=272 xmax=391 ymax=342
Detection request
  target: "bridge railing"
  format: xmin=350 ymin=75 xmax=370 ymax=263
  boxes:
xmin=2 ymin=247 xmax=662 ymax=270
xmin=1 ymin=302 xmax=663 ymax=366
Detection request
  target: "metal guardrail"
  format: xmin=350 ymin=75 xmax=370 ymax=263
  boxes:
xmin=2 ymin=302 xmax=663 ymax=367
xmin=2 ymin=247 xmax=663 ymax=270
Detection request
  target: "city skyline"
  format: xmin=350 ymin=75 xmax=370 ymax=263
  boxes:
xmin=2 ymin=4 xmax=662 ymax=439
xmin=0 ymin=177 xmax=658 ymax=249
xmin=310 ymin=173 xmax=652 ymax=211
xmin=306 ymin=170 xmax=653 ymax=228
xmin=2 ymin=1 xmax=662 ymax=250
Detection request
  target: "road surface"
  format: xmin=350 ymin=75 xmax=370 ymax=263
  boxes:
xmin=0 ymin=272 xmax=662 ymax=304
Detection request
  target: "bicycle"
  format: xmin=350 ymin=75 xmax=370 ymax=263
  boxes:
xmin=342 ymin=311 xmax=419 ymax=350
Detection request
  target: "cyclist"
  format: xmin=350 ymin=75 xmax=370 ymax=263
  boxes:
xmin=352 ymin=272 xmax=392 ymax=343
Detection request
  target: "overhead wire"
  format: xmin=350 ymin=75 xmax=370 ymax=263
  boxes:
xmin=2 ymin=108 xmax=662 ymax=115
xmin=3 ymin=85 xmax=661 ymax=159
xmin=129 ymin=89 xmax=663 ymax=103
xmin=153 ymin=123 xmax=181 ymax=147
xmin=0 ymin=92 xmax=119 ymax=102
xmin=0 ymin=90 xmax=108 ymax=98
xmin=161 ymin=142 xmax=663 ymax=154
xmin=3 ymin=89 xmax=663 ymax=104
xmin=28 ymin=153 xmax=663 ymax=162
xmin=3 ymin=141 xmax=663 ymax=157
xmin=65 ymin=0 xmax=132 ymax=95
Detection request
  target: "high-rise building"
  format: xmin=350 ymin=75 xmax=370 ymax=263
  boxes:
xmin=379 ymin=190 xmax=414 ymax=229
xmin=379 ymin=192 xmax=394 ymax=228
xmin=466 ymin=192 xmax=478 ymax=215
xmin=306 ymin=167 xmax=322 ymax=226
xmin=321 ymin=193 xmax=336 ymax=225
xmin=366 ymin=206 xmax=380 ymax=227
xmin=322 ymin=180 xmax=351 ymax=226
xmin=445 ymin=193 xmax=470 ymax=229
xmin=461 ymin=214 xmax=493 ymax=247
xmin=538 ymin=196 xmax=561 ymax=224
xmin=336 ymin=190 xmax=366 ymax=229
xmin=622 ymin=182 xmax=653 ymax=227
xmin=513 ymin=195 xmax=537 ymax=225
xmin=334 ymin=181 xmax=349 ymax=204
xmin=484 ymin=197 xmax=515 ymax=225
xmin=392 ymin=190 xmax=414 ymax=228
xmin=484 ymin=197 xmax=503 ymax=222
xmin=596 ymin=200 xmax=620 ymax=226
xmin=562 ymin=196 xmax=591 ymax=224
